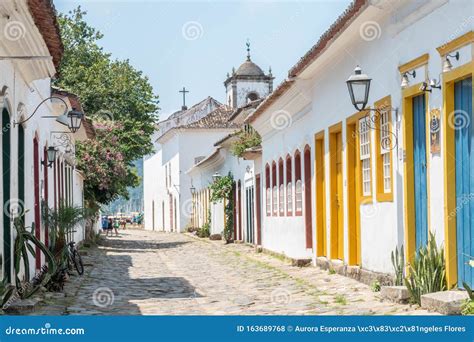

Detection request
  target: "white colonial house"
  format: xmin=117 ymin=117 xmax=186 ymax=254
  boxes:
xmin=144 ymin=49 xmax=273 ymax=234
xmin=246 ymin=0 xmax=473 ymax=287
xmin=187 ymin=101 xmax=261 ymax=243
xmin=0 ymin=0 xmax=94 ymax=281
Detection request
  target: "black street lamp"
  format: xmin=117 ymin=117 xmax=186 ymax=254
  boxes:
xmin=346 ymin=65 xmax=399 ymax=150
xmin=42 ymin=146 xmax=57 ymax=168
xmin=346 ymin=66 xmax=371 ymax=111
xmin=67 ymin=108 xmax=84 ymax=133
xmin=14 ymin=97 xmax=84 ymax=134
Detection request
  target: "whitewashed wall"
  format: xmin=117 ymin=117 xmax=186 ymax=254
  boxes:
xmin=144 ymin=129 xmax=235 ymax=233
xmin=253 ymin=0 xmax=473 ymax=273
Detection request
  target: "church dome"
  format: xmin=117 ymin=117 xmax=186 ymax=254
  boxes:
xmin=235 ymin=60 xmax=265 ymax=76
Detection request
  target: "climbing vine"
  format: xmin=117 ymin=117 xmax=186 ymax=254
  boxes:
xmin=209 ymin=172 xmax=234 ymax=243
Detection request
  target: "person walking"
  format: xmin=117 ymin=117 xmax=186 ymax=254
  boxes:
xmin=113 ymin=218 xmax=120 ymax=236
xmin=107 ymin=218 xmax=113 ymax=237
xmin=101 ymin=216 xmax=108 ymax=235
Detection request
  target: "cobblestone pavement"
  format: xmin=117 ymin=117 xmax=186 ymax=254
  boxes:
xmin=32 ymin=229 xmax=435 ymax=315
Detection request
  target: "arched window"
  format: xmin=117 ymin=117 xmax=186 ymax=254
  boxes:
xmin=272 ymin=161 xmax=277 ymax=215
xmin=286 ymin=155 xmax=292 ymax=215
xmin=294 ymin=150 xmax=302 ymax=215
xmin=278 ymin=158 xmax=284 ymax=216
xmin=247 ymin=92 xmax=259 ymax=102
xmin=265 ymin=164 xmax=271 ymax=216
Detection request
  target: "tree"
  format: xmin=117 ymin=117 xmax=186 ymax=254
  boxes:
xmin=55 ymin=7 xmax=159 ymax=208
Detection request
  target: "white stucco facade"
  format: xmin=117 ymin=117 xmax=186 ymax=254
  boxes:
xmin=0 ymin=0 xmax=89 ymax=280
xmin=250 ymin=0 xmax=473 ymax=278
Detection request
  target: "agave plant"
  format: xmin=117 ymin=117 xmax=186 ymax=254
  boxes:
xmin=13 ymin=216 xmax=56 ymax=298
xmin=391 ymin=245 xmax=404 ymax=286
xmin=405 ymin=233 xmax=446 ymax=305
xmin=0 ymin=278 xmax=15 ymax=308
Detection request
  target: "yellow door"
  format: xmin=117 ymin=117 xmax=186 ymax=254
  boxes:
xmin=335 ymin=132 xmax=344 ymax=259
xmin=330 ymin=127 xmax=344 ymax=260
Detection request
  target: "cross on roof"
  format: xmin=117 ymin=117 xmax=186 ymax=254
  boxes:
xmin=246 ymin=39 xmax=251 ymax=61
xmin=179 ymin=86 xmax=189 ymax=110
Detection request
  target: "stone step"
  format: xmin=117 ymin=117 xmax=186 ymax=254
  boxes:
xmin=380 ymin=286 xmax=410 ymax=304
xmin=421 ymin=290 xmax=468 ymax=315
xmin=4 ymin=298 xmax=41 ymax=314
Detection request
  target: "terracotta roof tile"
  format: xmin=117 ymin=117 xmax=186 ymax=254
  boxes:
xmin=27 ymin=0 xmax=64 ymax=69
xmin=181 ymin=105 xmax=239 ymax=129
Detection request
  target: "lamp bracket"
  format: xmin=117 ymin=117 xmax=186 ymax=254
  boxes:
xmin=14 ymin=96 xmax=68 ymax=127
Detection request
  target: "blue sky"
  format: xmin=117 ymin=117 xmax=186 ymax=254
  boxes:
xmin=55 ymin=1 xmax=351 ymax=120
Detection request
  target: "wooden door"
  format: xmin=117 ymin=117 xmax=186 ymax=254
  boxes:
xmin=33 ymin=137 xmax=41 ymax=270
xmin=304 ymin=147 xmax=313 ymax=249
xmin=330 ymin=130 xmax=344 ymax=260
xmin=255 ymin=174 xmax=262 ymax=245
xmin=2 ymin=109 xmax=11 ymax=280
xmin=413 ymin=94 xmax=428 ymax=250
xmin=455 ymin=76 xmax=473 ymax=287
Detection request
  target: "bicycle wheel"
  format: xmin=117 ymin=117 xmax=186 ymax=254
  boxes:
xmin=72 ymin=249 xmax=84 ymax=275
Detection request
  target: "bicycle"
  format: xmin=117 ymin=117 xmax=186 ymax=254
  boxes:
xmin=67 ymin=241 xmax=84 ymax=275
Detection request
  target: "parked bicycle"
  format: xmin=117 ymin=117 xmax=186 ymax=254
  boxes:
xmin=67 ymin=241 xmax=84 ymax=275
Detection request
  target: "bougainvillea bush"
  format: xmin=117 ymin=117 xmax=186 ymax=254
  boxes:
xmin=76 ymin=120 xmax=139 ymax=206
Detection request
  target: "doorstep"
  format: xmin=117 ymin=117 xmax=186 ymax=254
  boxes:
xmin=380 ymin=286 xmax=410 ymax=304
xmin=421 ymin=290 xmax=468 ymax=315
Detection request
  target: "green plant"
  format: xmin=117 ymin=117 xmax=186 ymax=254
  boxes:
xmin=461 ymin=282 xmax=474 ymax=315
xmin=391 ymin=245 xmax=405 ymax=286
xmin=42 ymin=202 xmax=89 ymax=290
xmin=328 ymin=268 xmax=336 ymax=275
xmin=371 ymin=280 xmax=381 ymax=292
xmin=210 ymin=173 xmax=234 ymax=243
xmin=223 ymin=190 xmax=234 ymax=243
xmin=13 ymin=217 xmax=56 ymax=298
xmin=230 ymin=128 xmax=261 ymax=157
xmin=334 ymin=294 xmax=347 ymax=305
xmin=404 ymin=233 xmax=446 ymax=305
xmin=209 ymin=173 xmax=234 ymax=204
xmin=0 ymin=278 xmax=15 ymax=308
xmin=197 ymin=210 xmax=211 ymax=238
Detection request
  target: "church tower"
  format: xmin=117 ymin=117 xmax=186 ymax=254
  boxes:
xmin=224 ymin=41 xmax=274 ymax=109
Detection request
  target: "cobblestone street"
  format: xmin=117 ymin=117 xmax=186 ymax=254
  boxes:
xmin=34 ymin=229 xmax=435 ymax=315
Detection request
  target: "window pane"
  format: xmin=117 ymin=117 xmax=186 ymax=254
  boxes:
xmin=287 ymin=183 xmax=292 ymax=213
xmin=383 ymin=153 xmax=391 ymax=193
xmin=279 ymin=184 xmax=284 ymax=214
xmin=295 ymin=180 xmax=303 ymax=212
xmin=272 ymin=186 xmax=277 ymax=214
